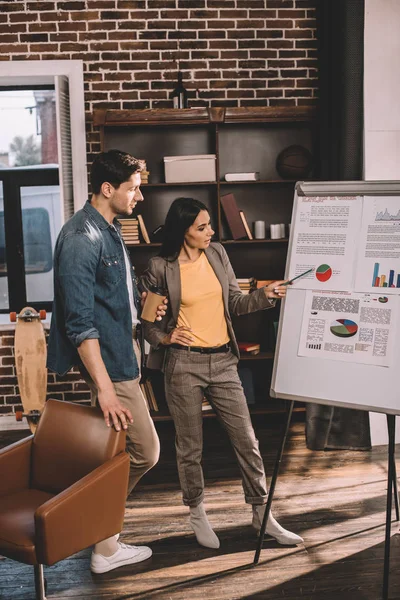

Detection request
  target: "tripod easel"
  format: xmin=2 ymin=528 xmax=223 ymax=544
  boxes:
xmin=253 ymin=402 xmax=399 ymax=600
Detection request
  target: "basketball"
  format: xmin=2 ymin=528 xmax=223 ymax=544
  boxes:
xmin=276 ymin=145 xmax=313 ymax=179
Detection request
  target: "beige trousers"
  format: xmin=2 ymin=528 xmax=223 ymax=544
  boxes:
xmin=84 ymin=341 xmax=160 ymax=495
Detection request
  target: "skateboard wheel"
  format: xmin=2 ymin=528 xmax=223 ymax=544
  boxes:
xmin=10 ymin=312 xmax=17 ymax=322
xmin=39 ymin=309 xmax=47 ymax=320
xmin=15 ymin=411 xmax=23 ymax=422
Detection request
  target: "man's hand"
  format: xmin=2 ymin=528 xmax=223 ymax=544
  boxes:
xmin=141 ymin=291 xmax=168 ymax=321
xmin=162 ymin=326 xmax=193 ymax=346
xmin=97 ymin=387 xmax=134 ymax=432
xmin=264 ymin=280 xmax=290 ymax=299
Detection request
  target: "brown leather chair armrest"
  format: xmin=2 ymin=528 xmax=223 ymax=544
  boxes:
xmin=0 ymin=436 xmax=33 ymax=497
xmin=35 ymin=451 xmax=129 ymax=565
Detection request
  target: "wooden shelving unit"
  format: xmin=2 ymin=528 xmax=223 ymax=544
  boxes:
xmin=94 ymin=106 xmax=317 ymax=418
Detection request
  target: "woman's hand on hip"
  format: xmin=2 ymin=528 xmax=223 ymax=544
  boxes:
xmin=264 ymin=280 xmax=290 ymax=299
xmin=162 ymin=326 xmax=194 ymax=346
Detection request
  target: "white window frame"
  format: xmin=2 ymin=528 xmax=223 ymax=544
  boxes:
xmin=0 ymin=60 xmax=88 ymax=214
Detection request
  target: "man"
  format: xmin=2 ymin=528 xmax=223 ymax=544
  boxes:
xmin=47 ymin=150 xmax=163 ymax=573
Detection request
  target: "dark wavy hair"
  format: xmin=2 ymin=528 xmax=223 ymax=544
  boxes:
xmin=90 ymin=149 xmax=145 ymax=194
xmin=159 ymin=197 xmax=209 ymax=260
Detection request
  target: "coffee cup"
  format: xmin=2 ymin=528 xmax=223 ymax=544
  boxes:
xmin=141 ymin=284 xmax=167 ymax=322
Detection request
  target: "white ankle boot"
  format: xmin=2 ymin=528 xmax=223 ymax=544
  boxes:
xmin=189 ymin=502 xmax=220 ymax=549
xmin=252 ymin=505 xmax=303 ymax=546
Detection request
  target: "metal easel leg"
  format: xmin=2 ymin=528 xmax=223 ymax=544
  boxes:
xmin=386 ymin=414 xmax=399 ymax=521
xmin=254 ymin=400 xmax=295 ymax=565
xmin=383 ymin=414 xmax=396 ymax=600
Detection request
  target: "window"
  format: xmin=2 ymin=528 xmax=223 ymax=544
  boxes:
xmin=0 ymin=60 xmax=87 ymax=313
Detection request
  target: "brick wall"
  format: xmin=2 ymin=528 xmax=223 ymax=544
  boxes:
xmin=0 ymin=0 xmax=318 ymax=417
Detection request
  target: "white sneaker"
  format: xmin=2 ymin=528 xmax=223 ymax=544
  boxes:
xmin=90 ymin=542 xmax=152 ymax=574
xmin=252 ymin=506 xmax=303 ymax=546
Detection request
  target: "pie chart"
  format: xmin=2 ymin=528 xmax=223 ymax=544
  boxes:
xmin=330 ymin=319 xmax=358 ymax=338
xmin=316 ymin=264 xmax=332 ymax=282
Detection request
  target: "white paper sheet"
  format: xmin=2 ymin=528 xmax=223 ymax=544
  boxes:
xmin=298 ymin=290 xmax=397 ymax=367
xmin=354 ymin=196 xmax=400 ymax=294
xmin=287 ymin=196 xmax=362 ymax=291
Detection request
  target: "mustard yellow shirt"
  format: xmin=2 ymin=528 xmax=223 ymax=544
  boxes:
xmin=177 ymin=252 xmax=230 ymax=347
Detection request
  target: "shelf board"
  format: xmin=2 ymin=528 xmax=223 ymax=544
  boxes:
xmin=126 ymin=239 xmax=288 ymax=247
xmin=220 ymin=179 xmax=296 ymax=185
xmin=239 ymin=352 xmax=274 ymax=361
xmin=141 ymin=182 xmax=217 ymax=187
xmin=151 ymin=402 xmax=304 ymax=422
xmin=125 ymin=242 xmax=161 ymax=248
xmin=222 ymin=238 xmax=288 ymax=245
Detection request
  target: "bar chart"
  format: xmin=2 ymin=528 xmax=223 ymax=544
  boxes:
xmin=372 ymin=262 xmax=400 ymax=288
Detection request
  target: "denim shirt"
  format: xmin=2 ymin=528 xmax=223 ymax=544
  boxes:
xmin=47 ymin=201 xmax=141 ymax=381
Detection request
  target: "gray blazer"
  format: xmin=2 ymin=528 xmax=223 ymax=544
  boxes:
xmin=140 ymin=242 xmax=275 ymax=370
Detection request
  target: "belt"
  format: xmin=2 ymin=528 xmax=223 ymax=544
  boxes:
xmin=132 ymin=323 xmax=141 ymax=340
xmin=169 ymin=343 xmax=230 ymax=354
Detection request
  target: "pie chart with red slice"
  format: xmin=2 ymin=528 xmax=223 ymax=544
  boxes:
xmin=330 ymin=319 xmax=358 ymax=338
xmin=316 ymin=264 xmax=332 ymax=282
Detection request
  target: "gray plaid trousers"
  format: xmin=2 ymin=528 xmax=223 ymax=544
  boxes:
xmin=164 ymin=347 xmax=268 ymax=507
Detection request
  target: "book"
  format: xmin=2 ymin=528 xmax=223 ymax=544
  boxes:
xmin=238 ymin=341 xmax=260 ymax=355
xmin=239 ymin=210 xmax=253 ymax=240
xmin=224 ymin=172 xmax=260 ymax=182
xmin=137 ymin=214 xmax=151 ymax=244
xmin=220 ymin=193 xmax=247 ymax=240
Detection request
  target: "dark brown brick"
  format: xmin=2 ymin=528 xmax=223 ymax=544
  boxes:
xmin=210 ymin=41 xmax=237 ymax=50
xmin=147 ymin=20 xmax=176 ymax=30
xmin=1 ymin=358 xmax=15 ymax=366
xmin=20 ymin=33 xmax=49 ymax=42
xmin=221 ymin=51 xmax=248 ymax=59
xmin=296 ymin=78 xmax=318 ymax=88
xmin=0 ymin=387 xmax=15 ymax=395
xmin=238 ymin=80 xmax=266 ymax=89
xmin=256 ymin=30 xmax=283 ymax=39
xmin=278 ymin=9 xmax=306 ymax=18
xmin=227 ymin=30 xmax=256 ymax=39
xmin=268 ymin=79 xmax=295 ymax=88
xmin=207 ymin=0 xmax=235 ymax=7
xmin=58 ymin=21 xmax=87 ymax=31
xmin=285 ymin=89 xmax=313 ymax=97
xmin=0 ymin=348 xmax=12 ymax=356
xmin=267 ymin=0 xmax=294 ymax=7
xmin=58 ymin=1 xmax=86 ymax=9
xmin=2 ymin=2 xmax=27 ymax=11
xmin=255 ymin=89 xmax=284 ymax=97
xmin=87 ymin=21 xmax=116 ymax=31
xmin=198 ymin=30 xmax=226 ymax=40
xmin=100 ymin=11 xmax=129 ymax=20
xmin=207 ymin=20 xmax=235 ymax=29
xmin=10 ymin=13 xmax=39 ymax=23
xmin=117 ymin=0 xmax=146 ymax=6
xmin=285 ymin=29 xmax=314 ymax=39
xmin=210 ymin=80 xmax=237 ymax=89
xmin=0 ymin=24 xmax=27 ymax=34
xmin=249 ymin=10 xmax=278 ymax=18
xmin=281 ymin=68 xmax=307 ymax=78
xmin=227 ymin=90 xmax=255 ymax=99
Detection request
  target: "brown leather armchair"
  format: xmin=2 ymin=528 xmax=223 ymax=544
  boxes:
xmin=0 ymin=399 xmax=129 ymax=600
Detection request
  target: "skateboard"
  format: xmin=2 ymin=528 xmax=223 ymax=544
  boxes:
xmin=11 ymin=307 xmax=47 ymax=433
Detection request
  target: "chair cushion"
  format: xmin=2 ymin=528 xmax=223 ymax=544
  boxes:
xmin=0 ymin=489 xmax=54 ymax=565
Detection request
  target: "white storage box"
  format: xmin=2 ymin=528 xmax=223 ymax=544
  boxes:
xmin=164 ymin=154 xmax=216 ymax=183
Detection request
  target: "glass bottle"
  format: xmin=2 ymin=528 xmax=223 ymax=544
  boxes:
xmin=171 ymin=71 xmax=188 ymax=109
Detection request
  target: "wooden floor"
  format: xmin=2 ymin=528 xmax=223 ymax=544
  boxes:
xmin=1 ymin=415 xmax=400 ymax=600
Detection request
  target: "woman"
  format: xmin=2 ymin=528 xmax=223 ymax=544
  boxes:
xmin=141 ymin=198 xmax=302 ymax=549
